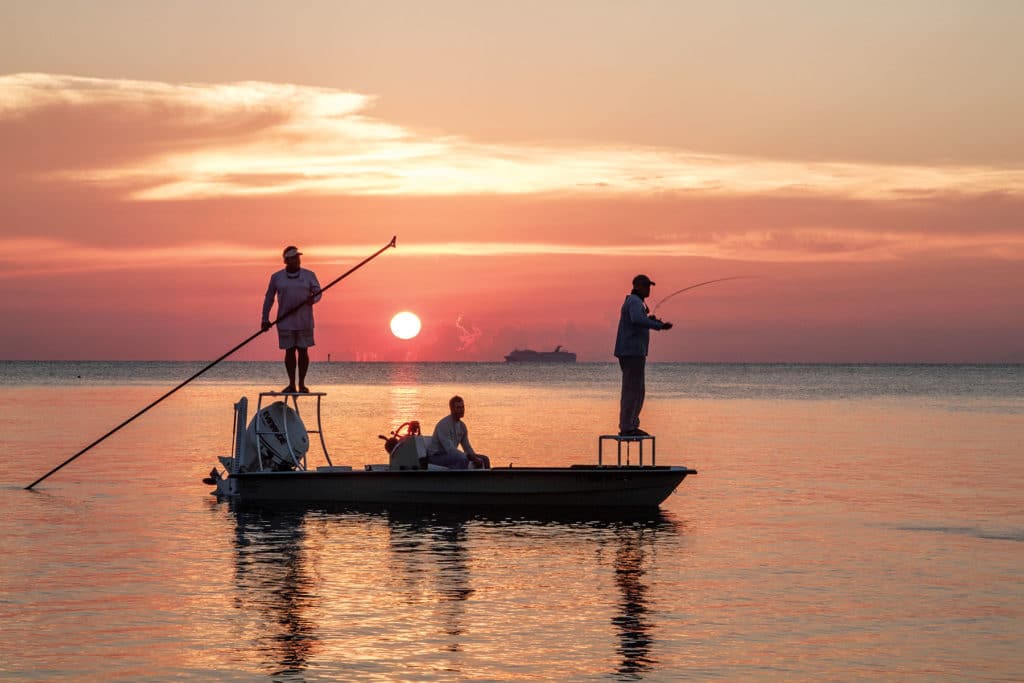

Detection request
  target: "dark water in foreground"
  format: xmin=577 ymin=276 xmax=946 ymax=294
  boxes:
xmin=1 ymin=363 xmax=1022 ymax=681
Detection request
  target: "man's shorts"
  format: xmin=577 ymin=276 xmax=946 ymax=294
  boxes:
xmin=278 ymin=329 xmax=315 ymax=350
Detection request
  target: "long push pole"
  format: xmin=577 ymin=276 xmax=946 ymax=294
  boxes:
xmin=26 ymin=236 xmax=397 ymax=490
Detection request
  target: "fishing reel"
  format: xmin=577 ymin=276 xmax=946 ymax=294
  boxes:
xmin=378 ymin=420 xmax=422 ymax=453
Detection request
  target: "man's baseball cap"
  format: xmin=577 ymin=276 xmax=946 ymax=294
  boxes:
xmin=632 ymin=274 xmax=656 ymax=287
xmin=283 ymin=246 xmax=302 ymax=259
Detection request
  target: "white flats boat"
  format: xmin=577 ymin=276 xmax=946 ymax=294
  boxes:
xmin=207 ymin=392 xmax=697 ymax=508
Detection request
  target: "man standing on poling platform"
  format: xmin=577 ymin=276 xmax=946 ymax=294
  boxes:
xmin=614 ymin=274 xmax=672 ymax=436
xmin=262 ymin=245 xmax=322 ymax=393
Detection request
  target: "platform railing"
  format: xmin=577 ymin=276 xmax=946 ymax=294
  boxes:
xmin=598 ymin=434 xmax=656 ymax=466
xmin=255 ymin=391 xmax=333 ymax=469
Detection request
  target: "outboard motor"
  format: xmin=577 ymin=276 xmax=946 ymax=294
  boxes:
xmin=239 ymin=401 xmax=310 ymax=472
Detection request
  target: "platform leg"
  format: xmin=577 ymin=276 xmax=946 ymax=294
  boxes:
xmin=317 ymin=395 xmax=332 ymax=466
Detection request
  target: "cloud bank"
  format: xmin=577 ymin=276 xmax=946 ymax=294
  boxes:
xmin=4 ymin=73 xmax=1024 ymax=201
xmin=1 ymin=225 xmax=1021 ymax=282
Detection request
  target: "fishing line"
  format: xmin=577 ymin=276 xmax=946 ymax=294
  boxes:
xmin=651 ymin=276 xmax=755 ymax=315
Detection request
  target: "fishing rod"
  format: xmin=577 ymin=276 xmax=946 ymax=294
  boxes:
xmin=651 ymin=276 xmax=754 ymax=315
xmin=26 ymin=235 xmax=398 ymax=490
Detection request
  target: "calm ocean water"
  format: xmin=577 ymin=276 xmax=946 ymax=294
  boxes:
xmin=1 ymin=362 xmax=1021 ymax=681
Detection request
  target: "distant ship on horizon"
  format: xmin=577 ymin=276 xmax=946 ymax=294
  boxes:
xmin=504 ymin=345 xmax=577 ymax=363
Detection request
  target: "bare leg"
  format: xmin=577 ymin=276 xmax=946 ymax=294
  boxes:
xmin=297 ymin=348 xmax=311 ymax=391
xmin=283 ymin=347 xmax=297 ymax=392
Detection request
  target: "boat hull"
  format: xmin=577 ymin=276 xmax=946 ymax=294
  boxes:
xmin=224 ymin=465 xmax=695 ymax=507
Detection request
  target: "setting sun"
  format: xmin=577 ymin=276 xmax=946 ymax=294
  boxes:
xmin=389 ymin=311 xmax=422 ymax=340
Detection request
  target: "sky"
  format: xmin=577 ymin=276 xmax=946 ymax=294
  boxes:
xmin=2 ymin=0 xmax=1022 ymax=362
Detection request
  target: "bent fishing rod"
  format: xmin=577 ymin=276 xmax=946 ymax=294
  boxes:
xmin=26 ymin=235 xmax=398 ymax=490
xmin=651 ymin=276 xmax=755 ymax=316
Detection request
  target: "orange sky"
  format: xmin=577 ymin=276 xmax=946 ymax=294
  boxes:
xmin=2 ymin=3 xmax=1022 ymax=362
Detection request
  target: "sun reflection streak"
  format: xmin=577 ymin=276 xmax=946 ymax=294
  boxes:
xmin=386 ymin=364 xmax=424 ymax=426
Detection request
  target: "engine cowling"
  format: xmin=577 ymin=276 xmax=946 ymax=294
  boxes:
xmin=239 ymin=401 xmax=310 ymax=471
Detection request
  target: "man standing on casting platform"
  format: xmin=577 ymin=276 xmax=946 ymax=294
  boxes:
xmin=262 ymin=246 xmax=322 ymax=393
xmin=614 ymin=274 xmax=672 ymax=436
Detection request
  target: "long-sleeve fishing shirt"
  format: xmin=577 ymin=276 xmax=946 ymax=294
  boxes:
xmin=262 ymin=268 xmax=322 ymax=331
xmin=614 ymin=292 xmax=667 ymax=357
xmin=427 ymin=414 xmax=478 ymax=457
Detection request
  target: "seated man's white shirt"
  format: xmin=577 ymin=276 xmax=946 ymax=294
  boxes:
xmin=428 ymin=414 xmax=477 ymax=458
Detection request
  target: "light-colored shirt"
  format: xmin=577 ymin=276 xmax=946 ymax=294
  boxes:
xmin=262 ymin=268 xmax=322 ymax=331
xmin=614 ymin=293 xmax=665 ymax=357
xmin=427 ymin=414 xmax=477 ymax=457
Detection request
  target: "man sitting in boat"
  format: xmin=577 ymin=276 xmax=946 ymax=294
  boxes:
xmin=426 ymin=395 xmax=491 ymax=469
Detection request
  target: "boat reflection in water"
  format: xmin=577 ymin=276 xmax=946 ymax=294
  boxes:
xmin=608 ymin=523 xmax=657 ymax=679
xmin=225 ymin=502 xmax=681 ymax=680
xmin=230 ymin=504 xmax=319 ymax=681
xmin=384 ymin=508 xmax=474 ymax=655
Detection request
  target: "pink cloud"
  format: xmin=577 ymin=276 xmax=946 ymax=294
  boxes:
xmin=4 ymin=73 xmax=1024 ymax=201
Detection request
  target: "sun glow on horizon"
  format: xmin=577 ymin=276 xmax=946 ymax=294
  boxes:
xmin=390 ymin=311 xmax=422 ymax=340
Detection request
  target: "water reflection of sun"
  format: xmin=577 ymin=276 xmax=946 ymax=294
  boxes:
xmin=390 ymin=312 xmax=421 ymax=340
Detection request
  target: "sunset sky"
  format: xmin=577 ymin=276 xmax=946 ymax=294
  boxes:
xmin=2 ymin=1 xmax=1022 ymax=362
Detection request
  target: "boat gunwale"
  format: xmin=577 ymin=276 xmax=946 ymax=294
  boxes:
xmin=230 ymin=465 xmax=697 ymax=479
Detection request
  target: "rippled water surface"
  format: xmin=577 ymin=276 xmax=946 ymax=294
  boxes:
xmin=1 ymin=363 xmax=1022 ymax=681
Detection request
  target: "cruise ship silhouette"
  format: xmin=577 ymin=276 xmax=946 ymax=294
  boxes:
xmin=504 ymin=345 xmax=577 ymax=363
